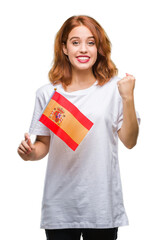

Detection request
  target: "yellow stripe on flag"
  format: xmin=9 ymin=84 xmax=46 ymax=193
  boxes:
xmin=43 ymin=99 xmax=89 ymax=144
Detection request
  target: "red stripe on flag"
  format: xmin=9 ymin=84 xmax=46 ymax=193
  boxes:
xmin=39 ymin=114 xmax=79 ymax=151
xmin=52 ymin=92 xmax=93 ymax=130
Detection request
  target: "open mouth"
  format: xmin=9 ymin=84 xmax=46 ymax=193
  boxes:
xmin=76 ymin=56 xmax=90 ymax=63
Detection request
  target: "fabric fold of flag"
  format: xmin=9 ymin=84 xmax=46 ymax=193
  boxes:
xmin=39 ymin=91 xmax=94 ymax=151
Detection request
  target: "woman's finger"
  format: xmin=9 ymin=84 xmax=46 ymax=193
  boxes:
xmin=18 ymin=144 xmax=28 ymax=154
xmin=27 ymin=138 xmax=35 ymax=150
xmin=21 ymin=140 xmax=31 ymax=152
xmin=24 ymin=133 xmax=35 ymax=149
xmin=18 ymin=146 xmax=27 ymax=155
xmin=25 ymin=132 xmax=30 ymax=139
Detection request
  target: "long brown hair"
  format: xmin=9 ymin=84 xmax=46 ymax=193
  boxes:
xmin=49 ymin=15 xmax=118 ymax=86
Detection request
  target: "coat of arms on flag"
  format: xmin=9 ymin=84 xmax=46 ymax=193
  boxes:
xmin=39 ymin=89 xmax=94 ymax=151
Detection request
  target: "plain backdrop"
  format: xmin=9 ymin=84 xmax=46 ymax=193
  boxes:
xmin=0 ymin=0 xmax=157 ymax=239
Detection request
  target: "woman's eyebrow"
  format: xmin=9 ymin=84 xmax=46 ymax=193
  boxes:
xmin=69 ymin=36 xmax=95 ymax=41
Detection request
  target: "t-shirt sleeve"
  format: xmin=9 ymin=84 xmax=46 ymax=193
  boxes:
xmin=28 ymin=89 xmax=50 ymax=136
xmin=115 ymin=81 xmax=141 ymax=132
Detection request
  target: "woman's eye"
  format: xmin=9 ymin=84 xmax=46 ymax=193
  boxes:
xmin=88 ymin=41 xmax=95 ymax=45
xmin=72 ymin=41 xmax=79 ymax=45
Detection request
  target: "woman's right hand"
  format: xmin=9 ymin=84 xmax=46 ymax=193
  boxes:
xmin=17 ymin=133 xmax=36 ymax=161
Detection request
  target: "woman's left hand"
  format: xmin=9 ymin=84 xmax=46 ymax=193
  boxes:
xmin=117 ymin=73 xmax=136 ymax=100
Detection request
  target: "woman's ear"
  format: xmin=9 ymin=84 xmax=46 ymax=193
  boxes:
xmin=62 ymin=43 xmax=68 ymax=55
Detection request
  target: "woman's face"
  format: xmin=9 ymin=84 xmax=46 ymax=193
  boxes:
xmin=63 ymin=25 xmax=97 ymax=72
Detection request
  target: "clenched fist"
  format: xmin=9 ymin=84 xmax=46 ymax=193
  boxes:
xmin=117 ymin=73 xmax=135 ymax=100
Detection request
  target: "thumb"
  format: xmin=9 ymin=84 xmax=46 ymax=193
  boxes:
xmin=24 ymin=133 xmax=31 ymax=143
xmin=27 ymin=138 xmax=35 ymax=150
xmin=24 ymin=133 xmax=35 ymax=149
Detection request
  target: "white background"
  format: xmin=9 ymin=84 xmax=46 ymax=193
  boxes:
xmin=0 ymin=0 xmax=157 ymax=239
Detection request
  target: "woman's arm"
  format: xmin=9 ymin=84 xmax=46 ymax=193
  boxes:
xmin=17 ymin=133 xmax=50 ymax=161
xmin=117 ymin=73 xmax=139 ymax=149
xmin=117 ymin=96 xmax=139 ymax=149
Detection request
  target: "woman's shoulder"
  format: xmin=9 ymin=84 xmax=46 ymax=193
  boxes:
xmin=110 ymin=76 xmax=122 ymax=99
xmin=99 ymin=75 xmax=122 ymax=100
xmin=109 ymin=75 xmax=121 ymax=84
xmin=99 ymin=76 xmax=121 ymax=90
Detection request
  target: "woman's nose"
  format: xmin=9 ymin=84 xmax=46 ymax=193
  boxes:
xmin=79 ymin=43 xmax=87 ymax=53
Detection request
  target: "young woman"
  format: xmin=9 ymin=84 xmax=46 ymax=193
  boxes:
xmin=17 ymin=15 xmax=141 ymax=240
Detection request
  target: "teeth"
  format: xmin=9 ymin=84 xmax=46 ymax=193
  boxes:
xmin=77 ymin=57 xmax=89 ymax=60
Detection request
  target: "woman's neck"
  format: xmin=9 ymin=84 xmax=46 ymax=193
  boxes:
xmin=71 ymin=69 xmax=96 ymax=86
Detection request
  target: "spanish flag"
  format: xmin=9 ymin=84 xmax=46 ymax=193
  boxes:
xmin=39 ymin=89 xmax=94 ymax=151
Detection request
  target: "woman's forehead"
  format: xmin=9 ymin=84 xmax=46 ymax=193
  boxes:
xmin=68 ymin=26 xmax=94 ymax=39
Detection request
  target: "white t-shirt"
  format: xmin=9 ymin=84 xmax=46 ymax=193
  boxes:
xmin=29 ymin=76 xmax=141 ymax=229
